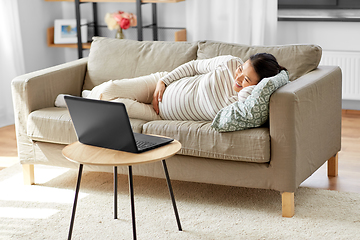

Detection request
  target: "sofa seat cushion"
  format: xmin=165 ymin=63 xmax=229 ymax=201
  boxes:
xmin=142 ymin=120 xmax=270 ymax=163
xmin=27 ymin=107 xmax=147 ymax=145
xmin=83 ymin=37 xmax=199 ymax=90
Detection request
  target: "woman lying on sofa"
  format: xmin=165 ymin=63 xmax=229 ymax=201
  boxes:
xmin=57 ymin=53 xmax=286 ymax=122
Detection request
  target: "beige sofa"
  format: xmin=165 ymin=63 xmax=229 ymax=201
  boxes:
xmin=12 ymin=37 xmax=342 ymax=217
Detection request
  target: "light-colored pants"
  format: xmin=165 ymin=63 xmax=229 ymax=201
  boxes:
xmin=87 ymin=72 xmax=168 ymax=121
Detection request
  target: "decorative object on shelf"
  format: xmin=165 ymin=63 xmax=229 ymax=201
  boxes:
xmin=115 ymin=28 xmax=125 ymax=40
xmin=54 ymin=19 xmax=88 ymax=44
xmin=104 ymin=11 xmax=137 ymax=39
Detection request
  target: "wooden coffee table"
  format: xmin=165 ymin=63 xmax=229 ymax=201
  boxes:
xmin=62 ymin=139 xmax=182 ymax=240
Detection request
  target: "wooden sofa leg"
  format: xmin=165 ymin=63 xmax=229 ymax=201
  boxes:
xmin=22 ymin=164 xmax=35 ymax=185
xmin=282 ymin=192 xmax=294 ymax=218
xmin=327 ymin=153 xmax=338 ymax=177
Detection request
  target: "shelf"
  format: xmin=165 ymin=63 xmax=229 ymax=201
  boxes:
xmin=47 ymin=27 xmax=92 ymax=49
xmin=46 ymin=0 xmax=186 ymax=57
xmin=45 ymin=0 xmax=185 ymax=3
xmin=47 ymin=27 xmax=186 ymax=49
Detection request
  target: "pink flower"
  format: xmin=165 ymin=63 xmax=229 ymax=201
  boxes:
xmin=129 ymin=14 xmax=137 ymax=27
xmin=113 ymin=13 xmax=123 ymax=24
xmin=121 ymin=12 xmax=131 ymax=19
xmin=105 ymin=11 xmax=137 ymax=31
xmin=120 ymin=18 xmax=131 ymax=29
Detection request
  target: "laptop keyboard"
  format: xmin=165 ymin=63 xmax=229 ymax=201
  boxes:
xmin=136 ymin=140 xmax=158 ymax=150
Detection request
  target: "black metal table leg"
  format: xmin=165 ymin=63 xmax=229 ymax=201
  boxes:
xmin=68 ymin=164 xmax=84 ymax=240
xmin=128 ymin=166 xmax=137 ymax=240
xmin=162 ymin=160 xmax=182 ymax=231
xmin=114 ymin=166 xmax=118 ymax=219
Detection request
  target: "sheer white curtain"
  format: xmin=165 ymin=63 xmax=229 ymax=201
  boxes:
xmin=0 ymin=0 xmax=25 ymax=127
xmin=186 ymin=0 xmax=278 ymax=45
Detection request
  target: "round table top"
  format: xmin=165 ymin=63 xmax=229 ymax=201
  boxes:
xmin=62 ymin=140 xmax=181 ymax=166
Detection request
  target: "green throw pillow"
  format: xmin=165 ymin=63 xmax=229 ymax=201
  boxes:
xmin=211 ymin=70 xmax=290 ymax=132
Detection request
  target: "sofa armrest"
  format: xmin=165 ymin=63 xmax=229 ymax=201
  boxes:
xmin=12 ymin=57 xmax=88 ymax=114
xmin=11 ymin=58 xmax=88 ymax=163
xmin=269 ymin=66 xmax=342 ymax=192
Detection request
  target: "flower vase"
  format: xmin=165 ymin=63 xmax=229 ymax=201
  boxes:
xmin=115 ymin=28 xmax=125 ymax=39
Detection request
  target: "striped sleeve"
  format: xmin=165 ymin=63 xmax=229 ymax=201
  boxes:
xmin=237 ymin=85 xmax=256 ymax=102
xmin=160 ymin=55 xmax=239 ymax=86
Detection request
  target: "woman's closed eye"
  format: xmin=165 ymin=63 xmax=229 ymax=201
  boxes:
xmin=239 ymin=65 xmax=251 ymax=83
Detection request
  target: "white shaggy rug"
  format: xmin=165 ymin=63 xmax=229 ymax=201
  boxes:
xmin=0 ymin=163 xmax=359 ymax=240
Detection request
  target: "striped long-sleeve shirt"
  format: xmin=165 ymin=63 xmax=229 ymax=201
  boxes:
xmin=159 ymin=55 xmax=243 ymax=121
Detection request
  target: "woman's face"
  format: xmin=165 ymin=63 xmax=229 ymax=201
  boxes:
xmin=233 ymin=60 xmax=260 ymax=93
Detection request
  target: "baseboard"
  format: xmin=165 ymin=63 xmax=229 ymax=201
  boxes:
xmin=0 ymin=119 xmax=7 ymax=129
xmin=0 ymin=119 xmax=14 ymax=129
xmin=342 ymin=100 xmax=360 ymax=111
xmin=0 ymin=114 xmax=15 ymax=129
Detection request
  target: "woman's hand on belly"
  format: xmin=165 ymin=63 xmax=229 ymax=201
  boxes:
xmin=152 ymin=80 xmax=166 ymax=114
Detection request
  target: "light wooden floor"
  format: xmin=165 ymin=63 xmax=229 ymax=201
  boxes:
xmin=0 ymin=124 xmax=18 ymax=171
xmin=0 ymin=111 xmax=359 ymax=193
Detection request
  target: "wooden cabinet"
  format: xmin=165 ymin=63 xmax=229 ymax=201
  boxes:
xmin=46 ymin=0 xmax=186 ymax=58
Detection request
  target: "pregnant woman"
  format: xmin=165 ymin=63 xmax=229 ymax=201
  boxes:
xmin=85 ymin=53 xmax=286 ymax=122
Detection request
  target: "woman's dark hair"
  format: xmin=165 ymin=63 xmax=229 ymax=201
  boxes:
xmin=249 ymin=53 xmax=287 ymax=81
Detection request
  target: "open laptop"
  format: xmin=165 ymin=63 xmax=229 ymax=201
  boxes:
xmin=64 ymin=95 xmax=173 ymax=153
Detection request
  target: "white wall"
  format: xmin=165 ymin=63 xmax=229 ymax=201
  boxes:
xmin=0 ymin=0 xmax=66 ymax=127
xmin=277 ymin=21 xmax=360 ymax=51
xmin=18 ymin=0 xmax=66 ymax=73
xmin=278 ymin=21 xmax=360 ymax=110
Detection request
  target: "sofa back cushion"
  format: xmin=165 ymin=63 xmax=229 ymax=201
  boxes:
xmin=83 ymin=37 xmax=198 ymax=90
xmin=197 ymin=41 xmax=322 ymax=81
